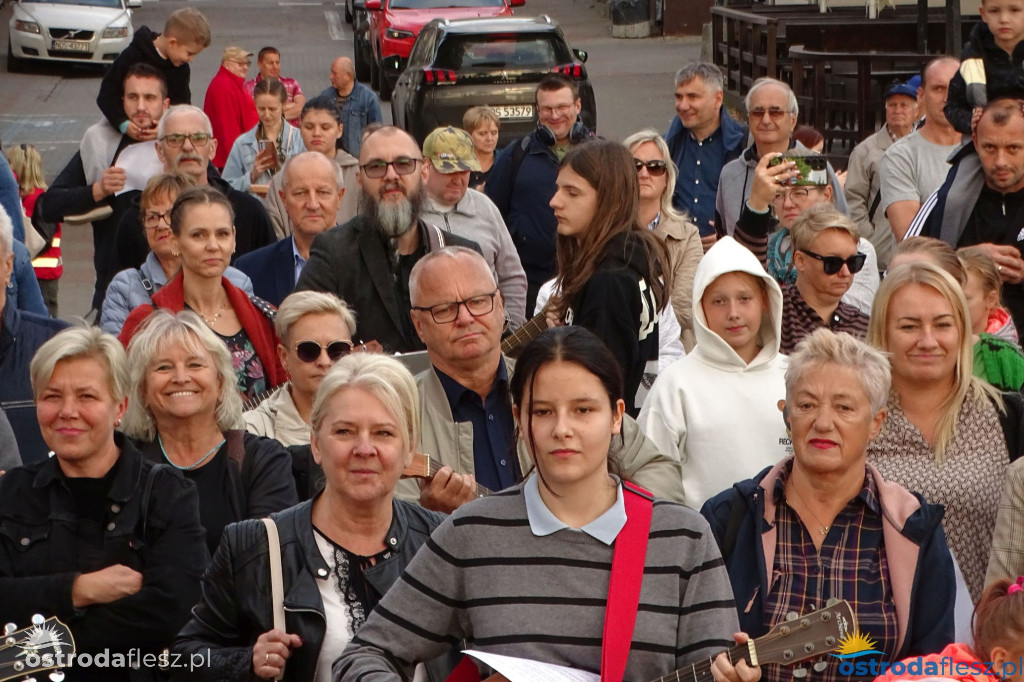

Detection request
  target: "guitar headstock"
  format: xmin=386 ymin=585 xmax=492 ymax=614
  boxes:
xmin=0 ymin=615 xmax=75 ymax=682
xmin=401 ymin=452 xmax=433 ymax=480
xmin=752 ymin=600 xmax=855 ymax=669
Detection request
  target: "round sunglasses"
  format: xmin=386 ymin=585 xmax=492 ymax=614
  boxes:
xmin=294 ymin=340 xmax=353 ymax=363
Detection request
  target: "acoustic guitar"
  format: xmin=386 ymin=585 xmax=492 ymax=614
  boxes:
xmin=0 ymin=615 xmax=75 ymax=682
xmin=402 ymin=452 xmax=493 ymax=498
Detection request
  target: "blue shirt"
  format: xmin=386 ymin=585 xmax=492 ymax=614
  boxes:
xmin=291 ymin=237 xmax=307 ymax=284
xmin=523 ymin=474 xmax=626 ymax=545
xmin=672 ymin=126 xmax=726 ymax=234
xmin=434 ymin=358 xmax=518 ymax=493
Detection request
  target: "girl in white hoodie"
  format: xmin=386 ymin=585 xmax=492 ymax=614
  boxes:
xmin=638 ymin=236 xmax=791 ymax=509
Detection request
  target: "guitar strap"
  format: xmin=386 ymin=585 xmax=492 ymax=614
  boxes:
xmin=602 ymin=481 xmax=654 ymax=682
xmin=444 ymin=482 xmax=654 ymax=682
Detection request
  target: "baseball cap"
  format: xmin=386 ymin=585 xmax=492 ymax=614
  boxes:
xmin=222 ymin=46 xmax=253 ymax=63
xmin=422 ymin=127 xmax=482 ymax=173
xmin=885 ymin=78 xmax=918 ymax=100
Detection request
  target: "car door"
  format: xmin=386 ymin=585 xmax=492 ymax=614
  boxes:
xmin=395 ymin=25 xmax=436 ymax=130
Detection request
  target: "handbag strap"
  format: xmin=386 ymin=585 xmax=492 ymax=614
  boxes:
xmin=601 ymin=481 xmax=654 ymax=682
xmin=261 ymin=517 xmax=287 ymax=681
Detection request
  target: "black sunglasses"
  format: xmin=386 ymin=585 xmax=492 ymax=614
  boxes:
xmin=800 ymin=249 xmax=867 ymax=275
xmin=295 ymin=340 xmax=353 ymax=363
xmin=633 ymin=159 xmax=668 ymax=177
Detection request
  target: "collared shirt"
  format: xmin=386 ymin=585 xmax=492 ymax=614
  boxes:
xmin=673 ymin=126 xmax=726 ymax=231
xmin=244 ymin=74 xmax=305 ymax=126
xmin=523 ymin=473 xmax=626 ymax=545
xmin=779 ymin=282 xmax=869 ymax=354
xmin=762 ymin=460 xmax=897 ymax=682
xmin=434 ymin=359 xmax=518 ymax=492
xmin=291 ymin=237 xmax=307 ymax=284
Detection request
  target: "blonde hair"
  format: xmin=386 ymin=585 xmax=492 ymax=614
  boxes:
xmin=310 ymin=353 xmax=419 ymax=453
xmin=275 ymin=291 xmax=357 ymax=345
xmin=122 ymin=310 xmax=243 ymax=440
xmin=894 ymin=236 xmax=966 ymax=285
xmin=958 ymin=246 xmax=1003 ymax=302
xmin=787 ymin=329 xmax=891 ymax=413
xmin=867 ymin=261 xmax=1002 ymax=460
xmin=164 ymin=7 xmax=211 ymax=47
xmin=789 ymin=202 xmax=859 ymax=252
xmin=462 ymin=105 xmax=500 ymax=134
xmin=623 ymin=129 xmax=688 ymax=225
xmin=30 ymin=326 xmax=129 ymax=402
xmin=6 ymin=144 xmax=47 ymax=194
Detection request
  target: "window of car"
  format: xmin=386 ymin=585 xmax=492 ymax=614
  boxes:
xmin=26 ymin=0 xmax=124 ymax=7
xmin=390 ymin=0 xmax=504 ymax=8
xmin=433 ymin=33 xmax=572 ymax=73
xmin=409 ymin=27 xmax=437 ymax=67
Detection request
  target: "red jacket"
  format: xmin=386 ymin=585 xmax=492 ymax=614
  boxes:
xmin=204 ymin=65 xmax=258 ymax=170
xmin=119 ymin=271 xmax=287 ymax=387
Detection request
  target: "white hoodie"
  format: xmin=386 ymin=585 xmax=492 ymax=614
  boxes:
xmin=638 ymin=236 xmax=792 ymax=509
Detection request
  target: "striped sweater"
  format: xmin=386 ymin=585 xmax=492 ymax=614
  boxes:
xmin=333 ymin=485 xmax=739 ymax=681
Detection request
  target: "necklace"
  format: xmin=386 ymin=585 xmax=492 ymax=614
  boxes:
xmin=187 ymin=299 xmax=227 ymax=326
xmin=786 ymin=483 xmax=832 ymax=536
xmin=158 ymin=434 xmax=225 ymax=471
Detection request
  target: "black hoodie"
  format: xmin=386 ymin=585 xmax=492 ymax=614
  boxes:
xmin=946 ymin=22 xmax=1024 ymax=134
xmin=96 ymin=25 xmax=193 ymax=131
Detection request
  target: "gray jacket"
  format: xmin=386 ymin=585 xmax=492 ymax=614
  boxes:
xmin=715 ymin=140 xmax=848 ymax=237
xmin=844 ymin=126 xmax=898 ymax=270
xmin=421 ymin=189 xmax=528 ymax=327
xmin=100 ymin=251 xmax=255 ymax=334
xmin=399 ymin=358 xmax=686 ymax=504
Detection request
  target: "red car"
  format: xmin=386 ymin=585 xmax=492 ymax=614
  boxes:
xmin=365 ymin=0 xmax=524 ymax=100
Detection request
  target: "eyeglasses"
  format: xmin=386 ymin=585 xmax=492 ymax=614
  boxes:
xmin=360 ymin=157 xmax=422 ymax=179
xmin=538 ymin=104 xmax=573 ymax=116
xmin=800 ymin=249 xmax=867 ymax=275
xmin=412 ymin=291 xmax=498 ymax=324
xmin=772 ymin=187 xmax=821 ymax=204
xmin=160 ymin=133 xmax=213 ymax=148
xmin=633 ymin=159 xmax=668 ymax=177
xmin=233 ymin=59 xmax=252 ymax=68
xmin=143 ymin=210 xmax=172 ymax=228
xmin=294 ymin=340 xmax=353 ymax=363
xmin=749 ymin=107 xmax=791 ymax=120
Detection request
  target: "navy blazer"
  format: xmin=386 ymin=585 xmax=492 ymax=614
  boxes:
xmin=234 ymin=236 xmax=296 ymax=307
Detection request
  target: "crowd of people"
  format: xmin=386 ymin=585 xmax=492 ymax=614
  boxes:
xmin=4 ymin=2 xmax=1024 ymax=681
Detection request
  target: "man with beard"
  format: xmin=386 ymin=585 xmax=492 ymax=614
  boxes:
xmin=294 ymin=126 xmax=481 ymax=352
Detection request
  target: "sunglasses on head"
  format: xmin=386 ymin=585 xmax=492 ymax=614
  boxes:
xmin=633 ymin=159 xmax=668 ymax=177
xmin=800 ymin=249 xmax=867 ymax=275
xmin=294 ymin=340 xmax=353 ymax=363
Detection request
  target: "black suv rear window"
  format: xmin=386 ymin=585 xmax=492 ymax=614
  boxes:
xmin=434 ymin=34 xmax=572 ymax=73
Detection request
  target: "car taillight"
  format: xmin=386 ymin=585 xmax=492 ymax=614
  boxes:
xmin=552 ymin=63 xmax=584 ymax=79
xmin=424 ymin=69 xmax=457 ymax=84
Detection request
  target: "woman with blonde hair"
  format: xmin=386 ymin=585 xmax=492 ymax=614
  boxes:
xmin=463 ymin=105 xmax=500 ymax=189
xmin=123 ymin=308 xmax=297 ymax=553
xmin=623 ymin=129 xmax=703 ymax=350
xmin=866 ymin=260 xmax=1024 ymax=601
xmin=5 ymin=144 xmax=56 ymax=316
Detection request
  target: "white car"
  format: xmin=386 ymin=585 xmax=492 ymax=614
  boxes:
xmin=8 ymin=0 xmax=140 ymax=72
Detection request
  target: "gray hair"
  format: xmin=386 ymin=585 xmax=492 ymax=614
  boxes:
xmin=786 ymin=329 xmax=891 ymax=414
xmin=0 ymin=204 xmax=13 ymax=257
xmin=157 ymin=104 xmax=214 ymax=139
xmin=623 ymin=129 xmax=687 ymax=224
xmin=281 ymin=151 xmax=345 ymax=190
xmin=30 ymin=326 xmax=129 ymax=402
xmin=744 ymin=77 xmax=799 ymax=117
xmin=674 ymin=62 xmax=724 ymax=93
xmin=275 ymin=290 xmax=357 ymax=345
xmin=408 ymin=246 xmax=497 ymax=304
xmin=121 ymin=309 xmax=243 ymax=441
xmin=310 ymin=352 xmax=420 ymax=453
xmin=789 ymin=202 xmax=859 ymax=252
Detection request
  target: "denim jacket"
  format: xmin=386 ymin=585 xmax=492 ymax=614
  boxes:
xmin=318 ymin=81 xmax=383 ymax=157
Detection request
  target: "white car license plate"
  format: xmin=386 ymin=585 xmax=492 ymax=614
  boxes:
xmin=52 ymin=39 xmax=91 ymax=52
xmin=494 ymin=105 xmax=534 ymax=120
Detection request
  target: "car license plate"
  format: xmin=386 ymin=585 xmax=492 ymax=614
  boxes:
xmin=51 ymin=39 xmax=91 ymax=52
xmin=494 ymin=105 xmax=534 ymax=120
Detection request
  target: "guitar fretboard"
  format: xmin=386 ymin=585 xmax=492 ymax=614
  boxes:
xmin=500 ymin=313 xmax=550 ymax=358
xmin=423 ymin=456 xmax=494 ymax=498
xmin=650 ymin=643 xmax=750 ymax=682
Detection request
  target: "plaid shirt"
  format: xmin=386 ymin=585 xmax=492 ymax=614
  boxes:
xmin=762 ymin=461 xmax=897 ymax=682
xmin=779 ymin=282 xmax=870 ymax=354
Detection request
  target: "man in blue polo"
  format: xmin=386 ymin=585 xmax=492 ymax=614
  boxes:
xmin=665 ymin=62 xmax=747 ymax=251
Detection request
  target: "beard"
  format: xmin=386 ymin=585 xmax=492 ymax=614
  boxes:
xmin=360 ymin=179 xmax=425 ymax=238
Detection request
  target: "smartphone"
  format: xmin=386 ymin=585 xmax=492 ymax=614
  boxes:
xmin=768 ymin=154 xmax=828 ymax=186
xmin=257 ymin=140 xmax=278 ymax=170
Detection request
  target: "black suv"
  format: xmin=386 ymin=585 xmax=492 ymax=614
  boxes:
xmin=390 ymin=16 xmax=596 ymax=146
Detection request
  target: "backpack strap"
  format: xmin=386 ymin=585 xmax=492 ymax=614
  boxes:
xmin=508 ymin=135 xmax=531 ymax=188
xmin=867 ymin=190 xmax=883 ymax=223
xmin=261 ymin=516 xmax=287 ymax=681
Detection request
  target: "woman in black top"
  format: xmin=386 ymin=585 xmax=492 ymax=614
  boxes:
xmin=547 ymin=139 xmax=671 ymax=415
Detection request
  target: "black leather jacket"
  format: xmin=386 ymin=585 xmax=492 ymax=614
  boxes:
xmin=173 ymin=495 xmax=449 ymax=681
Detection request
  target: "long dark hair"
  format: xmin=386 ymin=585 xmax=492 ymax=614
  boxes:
xmin=510 ymin=327 xmax=625 ymax=486
xmin=549 ymin=139 xmax=670 ymax=316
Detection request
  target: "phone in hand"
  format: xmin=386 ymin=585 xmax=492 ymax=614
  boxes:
xmin=257 ymin=139 xmax=278 ymax=170
xmin=767 ymin=154 xmax=828 ymax=186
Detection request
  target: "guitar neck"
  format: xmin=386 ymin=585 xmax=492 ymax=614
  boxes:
xmin=500 ymin=313 xmax=551 ymax=358
xmin=650 ymin=642 xmax=751 ymax=682
xmin=425 ymin=456 xmax=494 ymax=498
xmin=404 ymin=452 xmax=494 ymax=497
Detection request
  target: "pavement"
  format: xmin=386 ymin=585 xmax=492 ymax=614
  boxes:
xmin=0 ymin=0 xmax=699 ymax=320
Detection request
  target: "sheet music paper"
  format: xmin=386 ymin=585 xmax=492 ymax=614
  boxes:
xmin=462 ymin=650 xmax=601 ymax=682
xmin=113 ymin=143 xmax=163 ymax=195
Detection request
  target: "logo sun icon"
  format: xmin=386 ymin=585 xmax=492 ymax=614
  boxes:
xmin=836 ymin=631 xmax=880 ymax=656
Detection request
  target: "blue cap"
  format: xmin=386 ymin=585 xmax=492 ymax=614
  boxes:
xmin=885 ymin=78 xmax=918 ymax=100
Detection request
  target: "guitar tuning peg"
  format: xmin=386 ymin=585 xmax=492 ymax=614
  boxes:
xmin=3 ymin=622 xmax=16 ymax=635
xmin=825 ymin=597 xmax=841 ymax=607
xmin=49 ymin=673 xmax=66 ymax=682
xmin=792 ymin=666 xmax=808 ymax=679
xmin=23 ymin=677 xmax=37 ymax=682
xmin=785 ymin=611 xmax=799 ymax=621
xmin=30 ymin=614 xmax=44 ymax=625
xmin=813 ymin=660 xmax=829 ymax=673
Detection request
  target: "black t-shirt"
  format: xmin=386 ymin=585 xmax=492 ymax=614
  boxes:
xmin=183 ymin=450 xmax=234 ymax=554
xmin=959 ymin=185 xmax=1024 ymax=330
xmin=64 ymin=458 xmax=121 ymax=572
xmin=396 ymin=246 xmax=424 ymax=348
